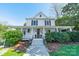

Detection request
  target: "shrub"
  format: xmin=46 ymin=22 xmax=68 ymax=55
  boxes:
xmin=45 ymin=32 xmax=70 ymax=43
xmin=73 ymin=22 xmax=79 ymax=31
xmin=4 ymin=30 xmax=23 ymax=47
xmin=45 ymin=31 xmax=79 ymax=43
xmin=45 ymin=31 xmax=54 ymax=42
xmin=68 ymin=32 xmax=79 ymax=42
xmin=52 ymin=32 xmax=70 ymax=43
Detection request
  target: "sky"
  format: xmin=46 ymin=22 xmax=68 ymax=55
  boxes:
xmin=0 ymin=3 xmax=65 ymax=26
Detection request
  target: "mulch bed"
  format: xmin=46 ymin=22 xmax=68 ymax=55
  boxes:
xmin=13 ymin=40 xmax=30 ymax=52
xmin=47 ymin=42 xmax=60 ymax=52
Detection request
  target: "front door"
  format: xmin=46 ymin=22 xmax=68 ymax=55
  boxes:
xmin=37 ymin=29 xmax=40 ymax=38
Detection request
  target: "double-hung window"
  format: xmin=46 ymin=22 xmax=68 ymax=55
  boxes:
xmin=45 ymin=20 xmax=51 ymax=26
xmin=31 ymin=20 xmax=38 ymax=26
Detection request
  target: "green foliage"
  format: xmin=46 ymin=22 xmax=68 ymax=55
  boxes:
xmin=59 ymin=3 xmax=79 ymax=26
xmin=62 ymin=3 xmax=79 ymax=16
xmin=4 ymin=30 xmax=23 ymax=47
xmin=73 ymin=22 xmax=79 ymax=31
xmin=56 ymin=3 xmax=79 ymax=26
xmin=68 ymin=32 xmax=79 ymax=42
xmin=55 ymin=16 xmax=75 ymax=26
xmin=45 ymin=32 xmax=79 ymax=43
xmin=2 ymin=48 xmax=24 ymax=56
xmin=49 ymin=44 xmax=79 ymax=56
xmin=53 ymin=32 xmax=70 ymax=43
xmin=45 ymin=31 xmax=54 ymax=42
xmin=0 ymin=24 xmax=8 ymax=38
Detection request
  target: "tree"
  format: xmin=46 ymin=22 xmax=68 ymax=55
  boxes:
xmin=56 ymin=3 xmax=79 ymax=27
xmin=62 ymin=3 xmax=79 ymax=26
xmin=53 ymin=4 xmax=59 ymax=18
xmin=62 ymin=3 xmax=79 ymax=16
xmin=0 ymin=24 xmax=8 ymax=38
xmin=55 ymin=16 xmax=74 ymax=26
xmin=50 ymin=4 xmax=62 ymax=18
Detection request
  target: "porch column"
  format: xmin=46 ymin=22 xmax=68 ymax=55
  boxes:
xmin=31 ymin=28 xmax=34 ymax=38
xmin=56 ymin=28 xmax=59 ymax=32
xmin=69 ymin=27 xmax=72 ymax=31
xmin=43 ymin=28 xmax=45 ymax=39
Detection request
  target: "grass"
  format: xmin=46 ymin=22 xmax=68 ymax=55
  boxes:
xmin=2 ymin=48 xmax=24 ymax=56
xmin=0 ymin=48 xmax=3 ymax=50
xmin=49 ymin=44 xmax=79 ymax=56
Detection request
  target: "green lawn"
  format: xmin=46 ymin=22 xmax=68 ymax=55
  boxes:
xmin=2 ymin=48 xmax=24 ymax=56
xmin=49 ymin=44 xmax=79 ymax=56
xmin=0 ymin=48 xmax=3 ymax=50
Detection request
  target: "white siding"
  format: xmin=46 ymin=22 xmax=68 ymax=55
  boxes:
xmin=26 ymin=19 xmax=55 ymax=26
xmin=26 ymin=20 xmax=31 ymax=26
xmin=51 ymin=20 xmax=55 ymax=26
xmin=38 ymin=20 xmax=44 ymax=26
xmin=24 ymin=28 xmax=32 ymax=39
xmin=35 ymin=15 xmax=46 ymax=18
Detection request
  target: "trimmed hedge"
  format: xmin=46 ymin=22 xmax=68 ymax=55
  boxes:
xmin=45 ymin=32 xmax=79 ymax=43
xmin=68 ymin=32 xmax=79 ymax=42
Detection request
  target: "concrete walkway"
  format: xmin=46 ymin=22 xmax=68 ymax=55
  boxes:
xmin=0 ymin=48 xmax=9 ymax=56
xmin=24 ymin=38 xmax=49 ymax=56
xmin=0 ymin=45 xmax=4 ymax=48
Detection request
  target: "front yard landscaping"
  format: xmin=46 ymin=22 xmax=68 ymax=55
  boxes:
xmin=0 ymin=29 xmax=29 ymax=56
xmin=0 ymin=29 xmax=30 ymax=56
xmin=2 ymin=48 xmax=24 ymax=56
xmin=45 ymin=32 xmax=79 ymax=56
xmin=0 ymin=48 xmax=3 ymax=50
xmin=49 ymin=43 xmax=79 ymax=56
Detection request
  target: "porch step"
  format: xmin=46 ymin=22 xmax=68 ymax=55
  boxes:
xmin=31 ymin=38 xmax=44 ymax=46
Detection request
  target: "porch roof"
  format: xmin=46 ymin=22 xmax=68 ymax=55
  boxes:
xmin=8 ymin=26 xmax=74 ymax=29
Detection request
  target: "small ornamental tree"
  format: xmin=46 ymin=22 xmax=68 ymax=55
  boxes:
xmin=4 ymin=30 xmax=23 ymax=47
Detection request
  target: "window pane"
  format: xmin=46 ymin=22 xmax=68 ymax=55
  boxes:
xmin=31 ymin=20 xmax=38 ymax=26
xmin=45 ymin=20 xmax=51 ymax=26
xmin=36 ymin=20 xmax=38 ymax=25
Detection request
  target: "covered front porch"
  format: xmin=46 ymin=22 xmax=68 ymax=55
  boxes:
xmin=9 ymin=26 xmax=74 ymax=40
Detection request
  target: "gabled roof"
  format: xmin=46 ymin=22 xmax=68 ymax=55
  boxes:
xmin=33 ymin=12 xmax=48 ymax=18
xmin=26 ymin=12 xmax=55 ymax=20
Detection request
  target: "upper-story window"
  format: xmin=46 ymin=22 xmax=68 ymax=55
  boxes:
xmin=31 ymin=20 xmax=38 ymax=26
xmin=40 ymin=15 xmax=42 ymax=17
xmin=45 ymin=20 xmax=51 ymax=26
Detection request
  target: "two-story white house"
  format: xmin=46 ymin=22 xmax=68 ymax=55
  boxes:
xmin=23 ymin=12 xmax=56 ymax=39
xmin=10 ymin=12 xmax=74 ymax=40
